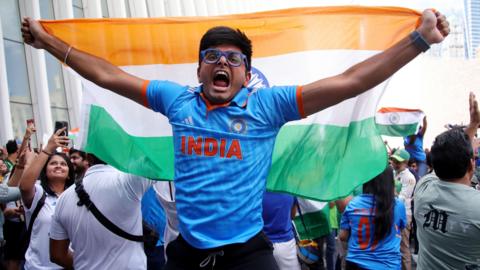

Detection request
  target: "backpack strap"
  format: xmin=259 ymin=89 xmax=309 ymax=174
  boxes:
xmin=295 ymin=200 xmax=314 ymax=240
xmin=74 ymin=182 xmax=143 ymax=242
xmin=22 ymin=192 xmax=47 ymax=253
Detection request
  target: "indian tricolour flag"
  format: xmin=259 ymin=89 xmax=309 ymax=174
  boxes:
xmin=376 ymin=107 xmax=425 ymax=137
xmin=42 ymin=6 xmax=421 ymax=201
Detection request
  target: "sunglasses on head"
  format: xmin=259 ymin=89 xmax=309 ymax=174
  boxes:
xmin=200 ymin=49 xmax=248 ymax=68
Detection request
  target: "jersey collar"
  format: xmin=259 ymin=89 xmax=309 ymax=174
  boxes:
xmin=197 ymin=86 xmax=249 ymax=112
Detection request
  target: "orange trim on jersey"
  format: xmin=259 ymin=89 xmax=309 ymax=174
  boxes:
xmin=199 ymin=92 xmax=231 ymax=112
xmin=141 ymin=80 xmax=150 ymax=108
xmin=296 ymin=86 xmax=306 ymax=118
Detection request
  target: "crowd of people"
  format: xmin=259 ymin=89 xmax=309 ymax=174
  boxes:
xmin=0 ymin=7 xmax=478 ymax=270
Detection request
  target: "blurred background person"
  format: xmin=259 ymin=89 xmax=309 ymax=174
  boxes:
xmin=340 ymin=167 xmax=407 ymax=270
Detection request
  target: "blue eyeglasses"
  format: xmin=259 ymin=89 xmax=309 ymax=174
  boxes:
xmin=200 ymin=49 xmax=248 ymax=68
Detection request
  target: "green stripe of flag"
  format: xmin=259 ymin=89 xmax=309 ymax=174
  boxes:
xmin=84 ymin=105 xmax=174 ymax=180
xmin=375 ymin=123 xmax=419 ymax=137
xmin=85 ymin=105 xmax=387 ymax=201
xmin=267 ymin=118 xmax=387 ymax=201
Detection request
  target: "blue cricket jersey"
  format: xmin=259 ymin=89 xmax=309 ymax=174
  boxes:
xmin=146 ymin=80 xmax=303 ymax=248
xmin=340 ymin=195 xmax=407 ymax=270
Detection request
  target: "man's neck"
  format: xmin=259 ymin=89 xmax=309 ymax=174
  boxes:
xmin=395 ymin=167 xmax=407 ymax=174
xmin=49 ymin=181 xmax=66 ymax=196
xmin=7 ymin=154 xmax=16 ymax=163
xmin=441 ymin=175 xmax=471 ymax=187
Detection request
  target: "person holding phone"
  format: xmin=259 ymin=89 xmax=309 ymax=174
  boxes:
xmin=19 ymin=128 xmax=74 ymax=270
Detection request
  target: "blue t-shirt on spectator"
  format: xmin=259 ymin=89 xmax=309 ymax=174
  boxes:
xmin=262 ymin=192 xmax=295 ymax=243
xmin=404 ymin=133 xmax=426 ymax=162
xmin=141 ymin=187 xmax=166 ymax=246
xmin=341 ymin=194 xmax=406 ymax=270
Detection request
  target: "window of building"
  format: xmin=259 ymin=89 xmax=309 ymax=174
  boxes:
xmin=73 ymin=0 xmax=85 ymax=18
xmin=1 ymin=0 xmax=36 ymax=145
xmin=40 ymin=0 xmax=70 ymax=127
xmin=101 ymin=0 xmax=110 ymax=18
xmin=125 ymin=0 xmax=131 ymax=17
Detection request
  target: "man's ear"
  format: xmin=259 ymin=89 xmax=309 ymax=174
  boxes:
xmin=197 ymin=66 xmax=202 ymax=83
xmin=243 ymin=71 xmax=252 ymax=87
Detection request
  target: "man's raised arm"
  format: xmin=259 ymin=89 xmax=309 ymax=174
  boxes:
xmin=21 ymin=18 xmax=146 ymax=106
xmin=301 ymin=10 xmax=450 ymax=116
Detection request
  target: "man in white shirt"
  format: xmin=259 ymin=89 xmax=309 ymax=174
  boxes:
xmin=49 ymin=154 xmax=153 ymax=270
xmin=391 ymin=148 xmax=416 ymax=270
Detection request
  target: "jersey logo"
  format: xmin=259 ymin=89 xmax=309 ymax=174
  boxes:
xmin=423 ymin=204 xmax=448 ymax=233
xmin=229 ymin=118 xmax=247 ymax=134
xmin=180 ymin=136 xmax=243 ymax=160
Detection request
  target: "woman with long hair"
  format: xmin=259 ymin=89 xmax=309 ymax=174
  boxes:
xmin=339 ymin=166 xmax=407 ymax=270
xmin=20 ymin=128 xmax=74 ymax=269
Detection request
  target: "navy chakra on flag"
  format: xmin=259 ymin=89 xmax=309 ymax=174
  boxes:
xmin=247 ymin=66 xmax=270 ymax=89
xmin=388 ymin=112 xmax=400 ymax=124
xmin=230 ymin=118 xmax=247 ymax=134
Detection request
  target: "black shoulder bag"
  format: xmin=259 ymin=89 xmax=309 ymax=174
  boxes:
xmin=20 ymin=192 xmax=47 ymax=257
xmin=75 ymin=182 xmax=143 ymax=242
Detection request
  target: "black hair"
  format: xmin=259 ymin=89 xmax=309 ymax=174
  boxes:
xmin=431 ymin=128 xmax=473 ymax=181
xmin=86 ymin=153 xmax=106 ymax=166
xmin=407 ymin=158 xmax=417 ymax=167
xmin=39 ymin=152 xmax=74 ymax=196
xmin=199 ymin=26 xmax=252 ymax=71
xmin=6 ymin=140 xmax=18 ymax=155
xmin=362 ymin=166 xmax=395 ymax=242
xmin=69 ymin=148 xmax=87 ymax=160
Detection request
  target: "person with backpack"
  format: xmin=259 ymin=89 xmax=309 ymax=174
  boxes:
xmin=18 ymin=128 xmax=73 ymax=270
xmin=49 ymin=153 xmax=154 ymax=270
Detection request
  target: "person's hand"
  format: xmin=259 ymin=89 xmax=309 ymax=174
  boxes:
xmin=417 ymin=9 xmax=450 ymax=45
xmin=21 ymin=17 xmax=49 ymax=49
xmin=44 ymin=128 xmax=69 ymax=154
xmin=4 ymin=206 xmax=24 ymax=218
xmin=470 ymin=92 xmax=480 ymax=128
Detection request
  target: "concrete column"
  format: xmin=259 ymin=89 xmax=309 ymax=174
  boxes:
xmin=195 ymin=0 xmax=208 ymax=16
xmin=0 ymin=19 xmax=14 ymax=143
xmin=146 ymin=0 xmax=166 ymax=17
xmin=128 ymin=0 xmax=148 ymax=18
xmin=20 ymin=0 xmax=54 ymax=141
xmin=165 ymin=0 xmax=182 ymax=16
xmin=180 ymin=0 xmax=196 ymax=16
xmin=107 ymin=0 xmax=127 ymax=18
xmin=205 ymin=0 xmax=219 ymax=16
xmin=52 ymin=0 xmax=82 ymax=130
xmin=83 ymin=0 xmax=102 ymax=18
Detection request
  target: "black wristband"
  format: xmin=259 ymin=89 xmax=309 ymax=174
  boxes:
xmin=410 ymin=30 xmax=430 ymax=52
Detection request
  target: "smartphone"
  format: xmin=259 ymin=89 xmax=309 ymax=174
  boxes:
xmin=26 ymin=118 xmax=35 ymax=129
xmin=54 ymin=121 xmax=69 ymax=137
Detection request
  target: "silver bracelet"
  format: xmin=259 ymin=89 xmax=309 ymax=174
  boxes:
xmin=64 ymin=45 xmax=73 ymax=65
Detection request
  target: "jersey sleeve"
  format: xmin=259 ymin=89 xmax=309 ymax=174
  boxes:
xmin=23 ymin=183 xmax=43 ymax=213
xmin=145 ymin=80 xmax=187 ymax=117
xmin=123 ymin=173 xmax=153 ymax=201
xmin=396 ymin=199 xmax=407 ymax=230
xmin=340 ymin=204 xmax=352 ymax=230
xmin=256 ymin=85 xmax=305 ymax=128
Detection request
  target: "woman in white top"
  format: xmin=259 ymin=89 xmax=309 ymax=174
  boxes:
xmin=20 ymin=128 xmax=74 ymax=270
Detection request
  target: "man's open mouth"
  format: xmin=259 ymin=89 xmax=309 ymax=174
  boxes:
xmin=213 ymin=70 xmax=230 ymax=88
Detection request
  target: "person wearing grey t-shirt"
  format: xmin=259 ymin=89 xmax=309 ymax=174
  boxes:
xmin=414 ymin=92 xmax=480 ymax=270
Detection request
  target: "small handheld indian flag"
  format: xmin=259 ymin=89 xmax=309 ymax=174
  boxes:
xmin=375 ymin=107 xmax=425 ymax=137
